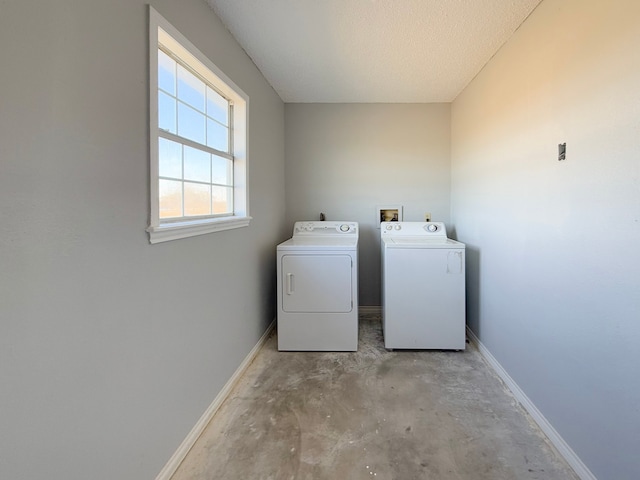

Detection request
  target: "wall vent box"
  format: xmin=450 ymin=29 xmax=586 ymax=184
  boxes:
xmin=376 ymin=205 xmax=403 ymax=228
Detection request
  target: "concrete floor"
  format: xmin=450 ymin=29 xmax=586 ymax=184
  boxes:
xmin=172 ymin=313 xmax=579 ymax=480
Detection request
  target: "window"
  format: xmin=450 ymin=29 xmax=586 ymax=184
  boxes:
xmin=147 ymin=7 xmax=250 ymax=244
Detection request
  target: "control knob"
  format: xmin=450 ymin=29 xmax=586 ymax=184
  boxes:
xmin=339 ymin=224 xmax=350 ymax=232
xmin=427 ymin=224 xmax=438 ymax=232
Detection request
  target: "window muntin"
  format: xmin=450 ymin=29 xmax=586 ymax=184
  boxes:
xmin=148 ymin=7 xmax=249 ymax=244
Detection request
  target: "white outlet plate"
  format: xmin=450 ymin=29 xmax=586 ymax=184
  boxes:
xmin=424 ymin=213 xmax=431 ymax=222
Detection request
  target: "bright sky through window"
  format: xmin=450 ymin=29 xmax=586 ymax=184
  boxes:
xmin=157 ymin=48 xmax=233 ymax=219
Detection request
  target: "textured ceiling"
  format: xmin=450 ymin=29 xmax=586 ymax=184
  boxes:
xmin=206 ymin=0 xmax=542 ymax=103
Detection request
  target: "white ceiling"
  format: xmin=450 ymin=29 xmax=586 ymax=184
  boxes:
xmin=206 ymin=0 xmax=542 ymax=103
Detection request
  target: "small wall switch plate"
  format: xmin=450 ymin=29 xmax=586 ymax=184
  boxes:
xmin=558 ymin=143 xmax=566 ymax=161
xmin=424 ymin=213 xmax=431 ymax=222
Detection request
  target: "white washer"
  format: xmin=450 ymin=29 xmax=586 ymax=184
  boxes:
xmin=277 ymin=221 xmax=359 ymax=351
xmin=381 ymin=222 xmax=466 ymax=350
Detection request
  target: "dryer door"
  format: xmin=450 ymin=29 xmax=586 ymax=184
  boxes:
xmin=281 ymin=254 xmax=353 ymax=313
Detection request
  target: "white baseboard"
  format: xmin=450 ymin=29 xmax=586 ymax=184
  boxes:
xmin=155 ymin=320 xmax=276 ymax=480
xmin=466 ymin=327 xmax=597 ymax=480
xmin=359 ymin=305 xmax=382 ymax=316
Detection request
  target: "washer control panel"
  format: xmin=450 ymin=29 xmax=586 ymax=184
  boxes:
xmin=293 ymin=221 xmax=358 ymax=236
xmin=381 ymin=222 xmax=447 ymax=238
xmin=384 ymin=224 xmax=402 ymax=231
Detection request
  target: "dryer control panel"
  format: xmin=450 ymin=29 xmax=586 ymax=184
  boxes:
xmin=293 ymin=221 xmax=358 ymax=236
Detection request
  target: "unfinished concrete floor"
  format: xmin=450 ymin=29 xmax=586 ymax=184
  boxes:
xmin=172 ymin=313 xmax=578 ymax=480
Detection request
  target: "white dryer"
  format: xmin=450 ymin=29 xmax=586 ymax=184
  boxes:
xmin=381 ymin=222 xmax=465 ymax=350
xmin=277 ymin=221 xmax=359 ymax=351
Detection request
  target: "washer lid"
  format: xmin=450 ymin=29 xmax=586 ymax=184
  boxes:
xmin=383 ymin=237 xmax=465 ymax=249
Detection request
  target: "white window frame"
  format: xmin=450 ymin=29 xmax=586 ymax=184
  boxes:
xmin=147 ymin=6 xmax=250 ymax=244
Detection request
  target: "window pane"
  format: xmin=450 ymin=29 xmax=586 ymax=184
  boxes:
xmin=212 ymin=185 xmax=233 ymax=214
xmin=184 ymin=146 xmax=210 ymax=183
xmin=207 ymin=86 xmax=228 ymax=125
xmin=159 ymin=179 xmax=182 ymax=218
xmin=177 ymin=65 xmax=205 ymax=113
xmin=158 ymin=50 xmax=176 ymax=95
xmin=159 ymin=138 xmax=182 ymax=179
xmin=184 ymin=182 xmax=211 ymax=216
xmin=158 ymin=91 xmax=176 ymax=133
xmin=212 ymin=154 xmax=232 ymax=186
xmin=178 ymin=103 xmax=206 ymax=145
xmin=207 ymin=118 xmax=229 ymax=152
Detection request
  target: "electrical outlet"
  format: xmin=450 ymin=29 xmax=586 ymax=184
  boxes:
xmin=424 ymin=213 xmax=431 ymax=222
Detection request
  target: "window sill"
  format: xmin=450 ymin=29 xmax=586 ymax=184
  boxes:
xmin=147 ymin=216 xmax=252 ymax=244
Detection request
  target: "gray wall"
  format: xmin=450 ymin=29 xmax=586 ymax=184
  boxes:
xmin=451 ymin=0 xmax=640 ymax=478
xmin=0 ymin=1 xmax=285 ymax=479
xmin=285 ymin=103 xmax=451 ymax=306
